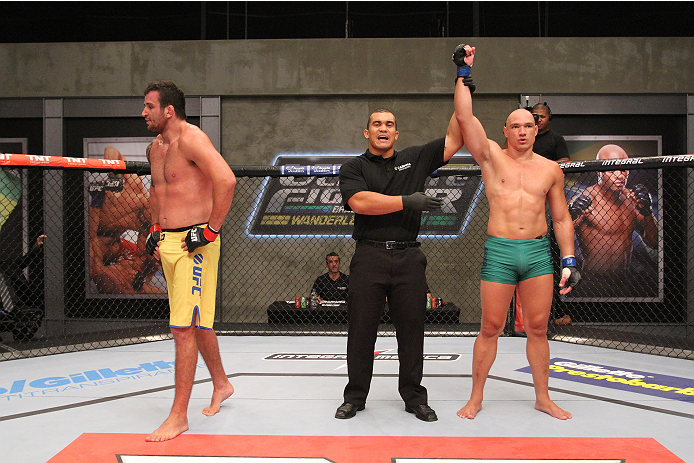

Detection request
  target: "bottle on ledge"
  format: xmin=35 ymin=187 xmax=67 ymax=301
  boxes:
xmin=310 ymin=289 xmax=318 ymax=309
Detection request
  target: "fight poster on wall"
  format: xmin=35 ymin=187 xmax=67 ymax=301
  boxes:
xmin=0 ymin=139 xmax=27 ymax=235
xmin=0 ymin=139 xmax=28 ymax=269
xmin=247 ymin=154 xmax=482 ymax=237
xmin=562 ymin=136 xmax=663 ymax=303
xmin=83 ymin=137 xmax=167 ymax=298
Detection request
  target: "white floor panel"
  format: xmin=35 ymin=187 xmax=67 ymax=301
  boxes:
xmin=1 ymin=336 xmax=692 ymax=462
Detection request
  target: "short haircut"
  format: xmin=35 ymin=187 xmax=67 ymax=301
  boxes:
xmin=326 ymin=252 xmax=340 ymax=262
xmin=144 ymin=80 xmax=187 ymax=120
xmin=367 ymin=109 xmax=397 ymax=130
xmin=532 ymin=102 xmax=551 ymax=122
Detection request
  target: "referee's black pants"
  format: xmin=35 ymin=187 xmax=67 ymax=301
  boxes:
xmin=343 ymin=244 xmax=429 ymax=407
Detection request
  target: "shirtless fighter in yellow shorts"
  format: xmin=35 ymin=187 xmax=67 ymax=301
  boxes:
xmin=143 ymin=80 xmax=236 ymax=442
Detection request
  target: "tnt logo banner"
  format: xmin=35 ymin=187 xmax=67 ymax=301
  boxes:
xmin=248 ymin=155 xmax=481 ymax=236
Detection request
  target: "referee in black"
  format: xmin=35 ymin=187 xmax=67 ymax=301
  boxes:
xmin=335 ymin=103 xmax=468 ymax=422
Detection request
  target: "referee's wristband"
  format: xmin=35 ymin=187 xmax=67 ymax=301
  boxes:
xmin=561 ymin=256 xmax=577 ymax=267
xmin=203 ymin=224 xmax=219 ymax=242
xmin=150 ymin=223 xmax=161 ymax=234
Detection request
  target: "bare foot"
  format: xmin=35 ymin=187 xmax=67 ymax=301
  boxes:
xmin=535 ymin=398 xmax=572 ymax=420
xmin=457 ymin=400 xmax=482 ymax=419
xmin=202 ymin=382 xmax=234 ymax=416
xmin=145 ymin=416 xmax=189 ymax=442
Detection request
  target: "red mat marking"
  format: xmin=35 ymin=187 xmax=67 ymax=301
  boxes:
xmin=47 ymin=434 xmax=685 ymax=463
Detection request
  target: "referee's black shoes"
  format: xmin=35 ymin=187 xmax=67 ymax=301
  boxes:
xmin=405 ymin=403 xmax=438 ymax=422
xmin=334 ymin=402 xmax=365 ymax=419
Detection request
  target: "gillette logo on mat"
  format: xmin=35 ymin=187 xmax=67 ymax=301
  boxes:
xmin=0 ymin=360 xmax=207 ymax=399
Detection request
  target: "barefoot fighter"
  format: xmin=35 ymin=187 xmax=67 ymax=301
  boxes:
xmin=452 ymin=45 xmax=580 ymax=420
xmin=143 ymin=80 xmax=236 ymax=441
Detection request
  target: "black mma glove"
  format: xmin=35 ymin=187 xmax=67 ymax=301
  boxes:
xmin=452 ymin=43 xmax=473 ymax=85
xmin=132 ymin=257 xmax=158 ymax=291
xmin=561 ymin=256 xmax=581 ymax=291
xmin=452 ymin=43 xmax=472 ymax=68
xmin=185 ymin=225 xmax=219 ymax=253
xmin=132 ymin=268 xmax=146 ymax=292
xmin=568 ymin=194 xmax=592 ymax=221
xmin=146 ymin=224 xmax=161 ymax=256
xmin=632 ymin=184 xmax=652 ymax=216
xmin=105 ymin=173 xmax=123 ymax=192
xmin=89 ymin=180 xmax=106 ymax=199
xmin=402 ymin=192 xmax=443 ymax=211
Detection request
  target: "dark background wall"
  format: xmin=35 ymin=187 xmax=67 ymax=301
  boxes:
xmin=2 ymin=1 xmax=693 ymax=42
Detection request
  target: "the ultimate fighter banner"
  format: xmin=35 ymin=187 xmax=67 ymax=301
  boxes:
xmin=247 ymin=155 xmax=482 ymax=236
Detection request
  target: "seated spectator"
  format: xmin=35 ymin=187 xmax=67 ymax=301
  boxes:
xmin=312 ymin=252 xmax=349 ymax=302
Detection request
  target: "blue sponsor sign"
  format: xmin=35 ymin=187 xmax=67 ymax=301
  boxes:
xmin=517 ymin=358 xmax=694 ymax=403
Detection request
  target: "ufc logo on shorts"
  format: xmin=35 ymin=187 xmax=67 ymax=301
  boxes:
xmin=191 ymin=254 xmax=203 ymax=295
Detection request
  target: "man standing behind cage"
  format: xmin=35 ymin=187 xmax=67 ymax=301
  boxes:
xmin=143 ymin=80 xmax=236 ymax=442
xmin=531 ymin=102 xmax=569 ymax=163
xmin=312 ymin=252 xmax=349 ymax=301
xmin=452 ymin=44 xmax=579 ymax=420
xmin=336 ymin=98 xmax=467 ymax=421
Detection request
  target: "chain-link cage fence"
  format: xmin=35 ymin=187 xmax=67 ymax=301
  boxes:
xmin=0 ymin=155 xmax=693 ymax=361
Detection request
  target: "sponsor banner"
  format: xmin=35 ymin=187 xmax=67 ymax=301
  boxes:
xmin=0 ymin=153 xmax=125 ymax=169
xmin=517 ymin=358 xmax=694 ymax=402
xmin=264 ymin=353 xmax=460 ymax=361
xmin=248 ymin=155 xmax=480 ymax=236
xmin=0 ymin=359 xmax=192 ymax=399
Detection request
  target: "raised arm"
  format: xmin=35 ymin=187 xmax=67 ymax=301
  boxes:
xmin=444 ymin=113 xmax=463 ymax=162
xmin=452 ymin=44 xmax=491 ymax=165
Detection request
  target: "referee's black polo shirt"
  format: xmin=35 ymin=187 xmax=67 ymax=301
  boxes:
xmin=339 ymin=137 xmax=447 ymax=242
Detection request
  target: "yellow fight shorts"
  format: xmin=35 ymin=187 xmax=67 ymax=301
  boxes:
xmin=158 ymin=225 xmax=220 ymax=330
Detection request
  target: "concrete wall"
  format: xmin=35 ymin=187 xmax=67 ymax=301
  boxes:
xmin=3 ymin=37 xmax=694 ymax=98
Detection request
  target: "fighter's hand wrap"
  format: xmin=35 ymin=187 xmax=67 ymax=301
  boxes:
xmin=568 ymin=195 xmax=592 ymax=221
xmin=402 ymin=192 xmax=443 ymax=211
xmin=185 ymin=225 xmax=219 ymax=253
xmin=561 ymin=256 xmax=581 ymax=290
xmin=632 ymin=184 xmax=653 ymax=216
xmin=145 ymin=224 xmax=161 ymax=256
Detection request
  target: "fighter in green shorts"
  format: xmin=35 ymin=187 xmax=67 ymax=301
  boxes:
xmin=481 ymin=235 xmax=554 ymax=285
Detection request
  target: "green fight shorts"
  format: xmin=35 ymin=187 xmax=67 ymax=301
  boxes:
xmin=481 ymin=235 xmax=553 ymax=285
